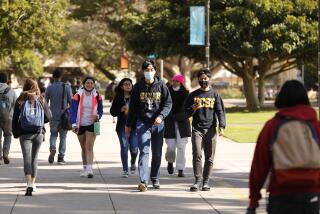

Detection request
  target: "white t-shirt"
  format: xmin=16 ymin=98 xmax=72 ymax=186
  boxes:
xmin=81 ymin=94 xmax=94 ymax=126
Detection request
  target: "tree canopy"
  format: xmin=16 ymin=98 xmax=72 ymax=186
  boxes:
xmin=0 ymin=0 xmax=68 ymax=77
xmin=122 ymin=0 xmax=317 ymax=110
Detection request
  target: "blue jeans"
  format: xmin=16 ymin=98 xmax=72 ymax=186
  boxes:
xmin=136 ymin=120 xmax=164 ymax=184
xmin=117 ymin=127 xmax=138 ymax=172
xmin=49 ymin=121 xmax=68 ymax=159
xmin=0 ymin=119 xmax=12 ymax=159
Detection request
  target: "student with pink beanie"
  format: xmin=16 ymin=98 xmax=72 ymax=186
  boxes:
xmin=164 ymin=74 xmax=191 ymax=177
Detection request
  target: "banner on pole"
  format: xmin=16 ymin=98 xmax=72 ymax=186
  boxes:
xmin=190 ymin=6 xmax=205 ymax=46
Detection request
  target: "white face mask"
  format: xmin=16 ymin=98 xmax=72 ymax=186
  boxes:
xmin=144 ymin=71 xmax=155 ymax=81
xmin=172 ymin=86 xmax=180 ymax=91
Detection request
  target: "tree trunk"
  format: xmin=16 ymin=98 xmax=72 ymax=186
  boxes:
xmin=179 ymin=56 xmax=193 ymax=89
xmin=242 ymin=74 xmax=259 ymax=111
xmin=94 ymin=64 xmax=116 ymax=80
xmin=258 ymin=76 xmax=266 ymax=106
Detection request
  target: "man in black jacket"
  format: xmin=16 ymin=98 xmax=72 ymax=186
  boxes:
xmin=126 ymin=60 xmax=172 ymax=192
xmin=185 ymin=68 xmax=226 ymax=192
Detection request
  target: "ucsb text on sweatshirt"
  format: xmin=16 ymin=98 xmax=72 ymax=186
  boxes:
xmin=185 ymin=87 xmax=226 ymax=130
xmin=126 ymin=77 xmax=172 ymax=128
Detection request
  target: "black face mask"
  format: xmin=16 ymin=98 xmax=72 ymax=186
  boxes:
xmin=84 ymin=87 xmax=93 ymax=92
xmin=199 ymin=80 xmax=209 ymax=89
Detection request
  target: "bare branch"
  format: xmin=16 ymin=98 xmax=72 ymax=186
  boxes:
xmin=266 ymin=64 xmax=297 ymax=79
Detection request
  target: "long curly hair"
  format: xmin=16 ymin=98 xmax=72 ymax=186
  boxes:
xmin=114 ymin=78 xmax=133 ymax=97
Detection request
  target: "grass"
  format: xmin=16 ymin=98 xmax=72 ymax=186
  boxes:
xmin=224 ymin=109 xmax=276 ymax=143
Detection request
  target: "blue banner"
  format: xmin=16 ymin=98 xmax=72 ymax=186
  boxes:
xmin=190 ymin=6 xmax=205 ymax=46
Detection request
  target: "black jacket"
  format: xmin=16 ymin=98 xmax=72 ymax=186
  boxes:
xmin=164 ymin=86 xmax=191 ymax=139
xmin=12 ymin=97 xmax=52 ymax=138
xmin=126 ymin=76 xmax=172 ymax=127
xmin=110 ymin=93 xmax=134 ymax=132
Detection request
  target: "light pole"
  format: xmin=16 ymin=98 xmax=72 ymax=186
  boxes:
xmin=206 ymin=0 xmax=210 ymax=69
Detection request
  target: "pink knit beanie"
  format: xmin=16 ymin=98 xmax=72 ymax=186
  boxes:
xmin=172 ymin=74 xmax=185 ymax=85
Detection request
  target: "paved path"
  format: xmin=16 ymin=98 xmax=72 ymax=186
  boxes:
xmin=0 ymin=105 xmax=267 ymax=214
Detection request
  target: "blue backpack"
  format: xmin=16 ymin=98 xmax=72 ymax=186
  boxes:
xmin=20 ymin=99 xmax=44 ymax=131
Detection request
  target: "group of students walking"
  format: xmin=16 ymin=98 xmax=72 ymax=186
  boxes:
xmin=0 ymin=59 xmax=226 ymax=196
xmin=0 ymin=69 xmax=103 ymax=196
xmin=0 ymin=59 xmax=318 ymax=214
xmin=110 ymin=60 xmax=226 ymax=192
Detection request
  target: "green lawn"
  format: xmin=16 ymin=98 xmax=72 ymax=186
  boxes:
xmin=224 ymin=110 xmax=276 ymax=143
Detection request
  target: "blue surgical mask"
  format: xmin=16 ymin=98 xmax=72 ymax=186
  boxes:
xmin=144 ymin=71 xmax=155 ymax=81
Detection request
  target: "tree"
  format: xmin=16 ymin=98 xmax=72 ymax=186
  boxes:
xmin=0 ymin=0 xmax=68 ymax=77
xmin=211 ymin=0 xmax=317 ymax=110
xmin=122 ymin=0 xmax=317 ymax=111
xmin=64 ymin=0 xmax=145 ymax=80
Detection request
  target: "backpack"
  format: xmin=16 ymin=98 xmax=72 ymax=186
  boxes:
xmin=20 ymin=99 xmax=44 ymax=131
xmin=0 ymin=87 xmax=11 ymax=121
xmin=270 ymin=117 xmax=320 ymax=188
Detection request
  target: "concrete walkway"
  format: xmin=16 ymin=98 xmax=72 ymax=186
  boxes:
xmin=0 ymin=107 xmax=267 ymax=214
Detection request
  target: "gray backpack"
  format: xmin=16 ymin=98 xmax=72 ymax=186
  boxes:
xmin=0 ymin=87 xmax=11 ymax=121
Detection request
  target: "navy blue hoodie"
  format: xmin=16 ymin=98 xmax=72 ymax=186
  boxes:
xmin=126 ymin=77 xmax=172 ymax=128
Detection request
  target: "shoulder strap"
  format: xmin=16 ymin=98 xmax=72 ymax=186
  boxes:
xmin=1 ymin=87 xmax=10 ymax=95
xmin=96 ymin=92 xmax=99 ymax=103
xmin=270 ymin=117 xmax=294 ymax=146
xmin=61 ymin=83 xmax=65 ymax=110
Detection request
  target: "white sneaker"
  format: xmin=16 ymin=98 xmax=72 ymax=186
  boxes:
xmin=122 ymin=171 xmax=129 ymax=178
xmin=32 ymin=184 xmax=37 ymax=192
xmin=87 ymin=168 xmax=94 ymax=178
xmin=80 ymin=169 xmax=88 ymax=177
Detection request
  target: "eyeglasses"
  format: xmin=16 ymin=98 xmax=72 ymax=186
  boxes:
xmin=144 ymin=69 xmax=155 ymax=72
xmin=123 ymin=82 xmax=132 ymax=86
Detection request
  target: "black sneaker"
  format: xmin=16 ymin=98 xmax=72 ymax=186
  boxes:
xmin=152 ymin=180 xmax=160 ymax=189
xmin=190 ymin=182 xmax=202 ymax=192
xmin=3 ymin=155 xmax=9 ymax=164
xmin=178 ymin=170 xmax=185 ymax=177
xmin=25 ymin=187 xmax=33 ymax=196
xmin=57 ymin=158 xmax=66 ymax=165
xmin=130 ymin=163 xmax=136 ymax=174
xmin=48 ymin=149 xmax=56 ymax=164
xmin=167 ymin=162 xmax=174 ymax=175
xmin=138 ymin=182 xmax=147 ymax=192
xmin=202 ymin=181 xmax=210 ymax=191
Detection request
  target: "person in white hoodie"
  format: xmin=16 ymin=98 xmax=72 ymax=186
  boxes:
xmin=0 ymin=72 xmax=17 ymax=165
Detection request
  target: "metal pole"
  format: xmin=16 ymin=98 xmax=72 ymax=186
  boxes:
xmin=206 ymin=0 xmax=210 ymax=69
xmin=301 ymin=63 xmax=304 ymax=84
xmin=318 ymin=0 xmax=320 ymax=118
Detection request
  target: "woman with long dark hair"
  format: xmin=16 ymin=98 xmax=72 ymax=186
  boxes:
xmin=12 ymin=79 xmax=52 ymax=196
xmin=110 ymin=78 xmax=138 ymax=177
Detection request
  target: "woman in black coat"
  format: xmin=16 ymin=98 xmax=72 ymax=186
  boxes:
xmin=164 ymin=75 xmax=191 ymax=177
xmin=110 ymin=78 xmax=138 ymax=178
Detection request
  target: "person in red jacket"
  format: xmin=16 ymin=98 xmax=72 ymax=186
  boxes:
xmin=247 ymin=80 xmax=320 ymax=214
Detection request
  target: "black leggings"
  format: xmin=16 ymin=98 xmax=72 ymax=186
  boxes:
xmin=267 ymin=193 xmax=320 ymax=214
